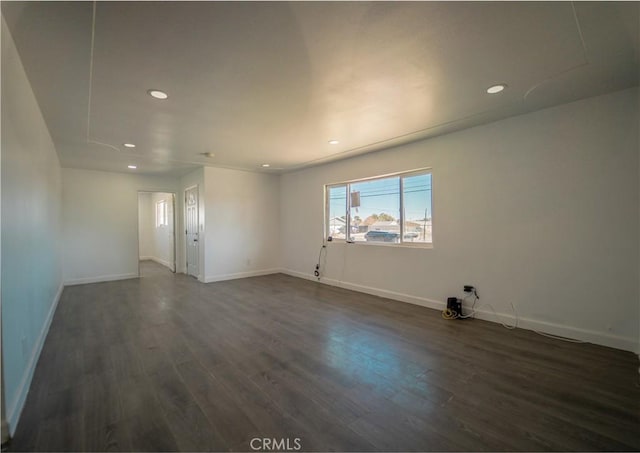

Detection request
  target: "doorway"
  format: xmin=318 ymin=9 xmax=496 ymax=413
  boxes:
xmin=137 ymin=191 xmax=176 ymax=275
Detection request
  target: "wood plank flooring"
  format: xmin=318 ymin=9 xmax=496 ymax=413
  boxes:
xmin=7 ymin=261 xmax=640 ymax=451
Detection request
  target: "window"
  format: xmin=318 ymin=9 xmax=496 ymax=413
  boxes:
xmin=325 ymin=169 xmax=432 ymax=245
xmin=327 ymin=185 xmax=347 ymax=239
xmin=156 ymin=200 xmax=168 ymax=227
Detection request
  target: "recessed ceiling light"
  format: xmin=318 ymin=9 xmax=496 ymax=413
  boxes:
xmin=128 ymin=165 xmax=137 ymax=169
xmin=147 ymin=89 xmax=168 ymax=100
xmin=123 ymin=143 xmax=136 ymax=148
xmin=262 ymin=164 xmax=270 ymax=168
xmin=328 ymin=140 xmax=339 ymax=145
xmin=486 ymin=84 xmax=507 ymax=94
xmin=199 ymin=152 xmax=215 ymax=158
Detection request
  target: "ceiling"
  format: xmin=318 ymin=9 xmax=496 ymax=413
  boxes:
xmin=2 ymin=1 xmax=638 ymax=177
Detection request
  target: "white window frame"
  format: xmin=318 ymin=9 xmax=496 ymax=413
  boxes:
xmin=324 ymin=168 xmax=433 ymax=247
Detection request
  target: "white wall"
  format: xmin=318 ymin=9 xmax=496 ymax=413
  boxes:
xmin=138 ymin=192 xmax=153 ymax=259
xmin=62 ymin=168 xmax=179 ymax=285
xmin=281 ymin=88 xmax=639 ymax=353
xmin=203 ymin=166 xmax=280 ymax=282
xmin=0 ymin=34 xmax=5 ymax=438
xmin=138 ymin=192 xmax=175 ymax=270
xmin=1 ymin=17 xmax=63 ymax=434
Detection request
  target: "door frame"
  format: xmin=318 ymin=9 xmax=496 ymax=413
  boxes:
xmin=136 ymin=191 xmax=177 ymax=276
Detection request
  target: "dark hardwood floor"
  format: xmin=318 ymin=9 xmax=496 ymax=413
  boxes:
xmin=7 ymin=261 xmax=640 ymax=452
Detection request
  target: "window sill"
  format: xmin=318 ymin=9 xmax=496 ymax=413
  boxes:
xmin=328 ymin=240 xmax=433 ymax=249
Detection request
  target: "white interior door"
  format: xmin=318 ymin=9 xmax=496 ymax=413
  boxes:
xmin=185 ymin=186 xmax=199 ymax=278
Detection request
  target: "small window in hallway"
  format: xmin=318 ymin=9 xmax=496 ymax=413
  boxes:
xmin=156 ymin=200 xmax=168 ymax=227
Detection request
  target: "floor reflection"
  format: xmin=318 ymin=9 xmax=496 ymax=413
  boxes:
xmin=324 ymin=320 xmax=407 ymax=390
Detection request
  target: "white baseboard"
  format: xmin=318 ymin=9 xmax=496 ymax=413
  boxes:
xmin=282 ymin=268 xmax=445 ymax=309
xmin=6 ymin=282 xmax=63 ymax=435
xmin=280 ymin=269 xmax=638 ymax=354
xmin=64 ymin=273 xmax=139 ymax=286
xmin=509 ymin=316 xmax=638 ymax=354
xmin=140 ymin=256 xmax=175 ymax=271
xmin=205 ymin=268 xmax=281 ymax=283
